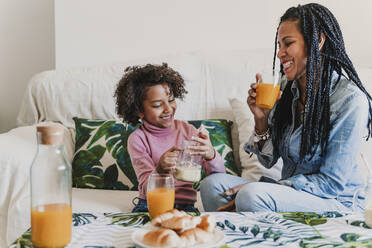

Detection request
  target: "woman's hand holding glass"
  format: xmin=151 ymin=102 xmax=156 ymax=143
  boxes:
xmin=247 ymin=73 xmax=282 ymax=132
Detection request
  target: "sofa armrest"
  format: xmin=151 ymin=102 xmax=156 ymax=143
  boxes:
xmin=0 ymin=126 xmax=36 ymax=246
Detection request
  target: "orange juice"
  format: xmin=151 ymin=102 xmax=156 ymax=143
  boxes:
xmin=31 ymin=203 xmax=72 ymax=247
xmin=256 ymin=83 xmax=280 ymax=109
xmin=147 ymin=187 xmax=175 ymax=219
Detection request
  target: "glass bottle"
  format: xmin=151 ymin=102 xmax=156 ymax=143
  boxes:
xmin=30 ymin=125 xmax=72 ymax=247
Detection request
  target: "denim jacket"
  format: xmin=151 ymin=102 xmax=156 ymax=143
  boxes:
xmin=245 ymin=72 xmax=369 ymax=208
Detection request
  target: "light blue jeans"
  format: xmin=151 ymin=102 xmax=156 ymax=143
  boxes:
xmin=200 ymin=173 xmax=350 ymax=212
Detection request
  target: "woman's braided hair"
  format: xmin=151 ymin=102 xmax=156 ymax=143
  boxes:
xmin=271 ymin=3 xmax=372 ymax=162
xmin=115 ymin=63 xmax=187 ymax=126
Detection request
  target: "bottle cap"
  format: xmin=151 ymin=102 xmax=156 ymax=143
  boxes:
xmin=36 ymin=125 xmax=64 ymax=145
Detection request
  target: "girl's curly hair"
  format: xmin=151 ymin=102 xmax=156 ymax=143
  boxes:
xmin=115 ymin=63 xmax=188 ymax=126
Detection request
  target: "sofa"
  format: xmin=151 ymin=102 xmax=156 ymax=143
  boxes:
xmin=1 ymin=49 xmax=371 ymax=247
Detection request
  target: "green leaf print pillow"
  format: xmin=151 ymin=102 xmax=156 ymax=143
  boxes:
xmin=72 ymin=118 xmax=239 ymax=191
xmin=72 ymin=118 xmax=139 ymax=190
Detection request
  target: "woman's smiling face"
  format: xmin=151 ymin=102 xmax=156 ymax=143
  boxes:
xmin=277 ymin=20 xmax=308 ymax=84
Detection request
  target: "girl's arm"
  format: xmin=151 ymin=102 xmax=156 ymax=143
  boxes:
xmin=127 ymin=133 xmax=158 ymax=199
xmin=202 ymin=149 xmax=226 ymax=175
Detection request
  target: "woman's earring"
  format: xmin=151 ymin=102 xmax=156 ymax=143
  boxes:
xmin=138 ymin=118 xmax=143 ymax=125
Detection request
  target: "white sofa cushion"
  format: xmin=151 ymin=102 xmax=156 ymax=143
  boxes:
xmin=229 ymin=98 xmax=282 ymax=181
xmin=71 ymin=189 xmax=204 ymax=213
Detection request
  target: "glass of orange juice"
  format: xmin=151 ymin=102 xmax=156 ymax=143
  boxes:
xmin=147 ymin=173 xmax=175 ymax=219
xmin=256 ymin=69 xmax=281 ymax=109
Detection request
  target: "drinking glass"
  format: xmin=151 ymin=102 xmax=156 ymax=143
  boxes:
xmin=174 ymin=140 xmax=202 ymax=183
xmin=353 ymin=176 xmax=372 ymax=227
xmin=256 ymin=68 xmax=281 ymax=109
xmin=146 ymin=173 xmax=175 ymax=219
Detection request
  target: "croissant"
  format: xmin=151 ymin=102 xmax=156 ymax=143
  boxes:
xmin=151 ymin=209 xmax=188 ymax=227
xmin=143 ymin=228 xmax=183 ymax=248
xmin=146 ymin=210 xmax=217 ymax=247
xmin=197 ymin=214 xmax=216 ymax=233
xmin=161 ymin=215 xmax=202 ymax=232
xmin=179 ymin=227 xmax=214 ymax=245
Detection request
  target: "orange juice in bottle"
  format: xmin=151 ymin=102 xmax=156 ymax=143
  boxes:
xmin=30 ymin=125 xmax=72 ymax=247
xmin=31 ymin=204 xmax=72 ymax=247
xmin=147 ymin=187 xmax=175 ymax=219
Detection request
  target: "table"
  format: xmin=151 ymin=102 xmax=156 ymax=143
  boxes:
xmin=10 ymin=211 xmax=372 ymax=247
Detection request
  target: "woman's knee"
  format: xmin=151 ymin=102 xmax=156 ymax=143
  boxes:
xmin=200 ymin=173 xmax=226 ymax=192
xmin=235 ymin=182 xmax=275 ymax=212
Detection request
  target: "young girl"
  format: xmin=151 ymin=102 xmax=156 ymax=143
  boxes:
xmin=114 ymin=63 xmax=225 ymax=213
xmin=201 ymin=3 xmax=372 ymax=212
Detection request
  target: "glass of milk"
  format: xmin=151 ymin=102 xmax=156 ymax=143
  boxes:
xmin=174 ymin=140 xmax=202 ymax=183
xmin=353 ymin=176 xmax=372 ymax=227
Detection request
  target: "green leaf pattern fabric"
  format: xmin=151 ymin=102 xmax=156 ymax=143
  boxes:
xmin=72 ymin=118 xmax=239 ymax=191
xmin=11 ymin=212 xmax=372 ymax=247
xmin=72 ymin=118 xmax=138 ymax=190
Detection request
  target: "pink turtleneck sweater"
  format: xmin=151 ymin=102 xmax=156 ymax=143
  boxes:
xmin=127 ymin=120 xmax=226 ymax=205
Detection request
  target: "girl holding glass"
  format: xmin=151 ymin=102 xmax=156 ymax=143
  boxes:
xmin=115 ymin=63 xmax=225 ymax=215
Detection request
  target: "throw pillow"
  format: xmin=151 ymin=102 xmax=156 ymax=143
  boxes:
xmin=72 ymin=118 xmax=239 ymax=190
xmin=72 ymin=118 xmax=138 ymax=190
xmin=229 ymin=98 xmax=282 ymax=181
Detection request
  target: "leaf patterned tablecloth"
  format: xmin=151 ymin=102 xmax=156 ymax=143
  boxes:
xmin=10 ymin=211 xmax=372 ymax=248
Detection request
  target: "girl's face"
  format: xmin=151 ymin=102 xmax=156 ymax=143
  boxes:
xmin=277 ymin=20 xmax=308 ymax=85
xmin=138 ymin=83 xmax=177 ymax=128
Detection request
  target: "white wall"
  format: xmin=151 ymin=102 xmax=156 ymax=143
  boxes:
xmin=0 ymin=0 xmax=55 ymax=133
xmin=1 ymin=0 xmax=371 ymax=133
xmin=55 ymin=0 xmax=372 ymax=69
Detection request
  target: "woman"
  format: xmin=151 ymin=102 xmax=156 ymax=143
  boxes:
xmin=200 ymin=3 xmax=372 ymax=212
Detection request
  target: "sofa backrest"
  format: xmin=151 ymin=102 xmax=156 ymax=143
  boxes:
xmin=17 ymin=49 xmax=274 ymax=128
xmin=16 ymin=49 xmax=372 ymax=181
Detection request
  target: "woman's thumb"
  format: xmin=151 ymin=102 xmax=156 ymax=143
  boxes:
xmin=256 ymin=73 xmax=262 ymax=83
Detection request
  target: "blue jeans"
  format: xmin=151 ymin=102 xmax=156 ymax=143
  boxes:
xmin=200 ymin=173 xmax=350 ymax=212
xmin=132 ymin=198 xmax=200 ymax=214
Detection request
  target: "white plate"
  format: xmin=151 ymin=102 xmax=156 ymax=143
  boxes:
xmin=131 ymin=225 xmax=225 ymax=248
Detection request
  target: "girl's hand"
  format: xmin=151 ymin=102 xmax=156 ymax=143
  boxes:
xmin=157 ymin=146 xmax=181 ymax=173
xmin=189 ymin=125 xmax=215 ymax=160
xmin=216 ymin=183 xmax=249 ymax=212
